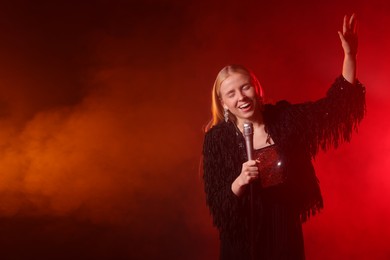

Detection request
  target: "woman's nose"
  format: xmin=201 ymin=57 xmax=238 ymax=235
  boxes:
xmin=237 ymin=91 xmax=246 ymax=100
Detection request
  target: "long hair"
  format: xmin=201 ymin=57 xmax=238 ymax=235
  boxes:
xmin=205 ymin=64 xmax=264 ymax=132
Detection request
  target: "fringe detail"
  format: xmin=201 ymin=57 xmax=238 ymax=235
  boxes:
xmin=297 ymin=76 xmax=366 ymax=158
xmin=263 ymin=75 xmax=366 ymax=222
xmin=202 ymin=121 xmax=250 ymax=250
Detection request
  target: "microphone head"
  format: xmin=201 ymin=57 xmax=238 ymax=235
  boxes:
xmin=243 ymin=122 xmax=253 ymax=136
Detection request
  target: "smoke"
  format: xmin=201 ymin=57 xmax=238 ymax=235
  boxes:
xmin=0 ymin=65 xmax=194 ymax=221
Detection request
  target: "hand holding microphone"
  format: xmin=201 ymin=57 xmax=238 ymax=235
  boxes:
xmin=240 ymin=122 xmax=259 ymax=185
xmin=232 ymin=123 xmax=259 ymax=196
xmin=239 ymin=160 xmax=259 ymax=185
xmin=244 ymin=123 xmax=257 ymax=260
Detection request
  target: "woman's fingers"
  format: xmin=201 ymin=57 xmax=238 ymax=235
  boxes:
xmin=350 ymin=14 xmax=358 ymax=34
xmin=343 ymin=14 xmax=357 ymax=35
xmin=343 ymin=15 xmax=348 ymax=34
xmin=241 ymin=160 xmax=259 ymax=182
xmin=338 ymin=31 xmax=345 ymax=42
xmin=339 ymin=14 xmax=358 ymax=55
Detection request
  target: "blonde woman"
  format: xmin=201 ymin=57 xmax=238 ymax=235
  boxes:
xmin=202 ymin=14 xmax=365 ymax=259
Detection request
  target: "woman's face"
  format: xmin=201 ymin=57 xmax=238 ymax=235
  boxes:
xmin=219 ymin=72 xmax=260 ymax=125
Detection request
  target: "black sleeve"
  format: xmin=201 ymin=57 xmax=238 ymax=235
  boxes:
xmin=280 ymin=75 xmax=366 ymax=157
xmin=202 ymin=125 xmax=248 ymax=232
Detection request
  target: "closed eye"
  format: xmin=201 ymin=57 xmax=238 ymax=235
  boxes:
xmin=226 ymin=91 xmax=235 ymax=98
xmin=242 ymin=84 xmax=251 ymax=90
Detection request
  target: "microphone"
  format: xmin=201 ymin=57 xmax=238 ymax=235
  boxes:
xmin=243 ymin=122 xmax=255 ymax=260
xmin=243 ymin=122 xmax=254 ymax=161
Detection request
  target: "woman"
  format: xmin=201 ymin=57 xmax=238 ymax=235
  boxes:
xmin=202 ymin=14 xmax=365 ymax=259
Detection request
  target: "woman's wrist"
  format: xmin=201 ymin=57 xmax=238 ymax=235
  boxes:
xmin=231 ymin=177 xmax=246 ymax=197
xmin=342 ymin=53 xmax=357 ymax=84
xmin=344 ymin=52 xmax=357 ymax=60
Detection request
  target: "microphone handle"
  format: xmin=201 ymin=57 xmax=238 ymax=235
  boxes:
xmin=243 ymin=122 xmax=255 ymax=260
xmin=245 ymin=136 xmax=253 ymax=161
xmin=243 ymin=122 xmax=254 ymax=161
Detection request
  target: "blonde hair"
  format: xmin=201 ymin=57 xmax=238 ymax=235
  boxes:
xmin=205 ymin=64 xmax=263 ymax=132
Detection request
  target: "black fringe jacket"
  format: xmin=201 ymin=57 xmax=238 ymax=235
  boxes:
xmin=202 ymin=76 xmax=366 ymax=258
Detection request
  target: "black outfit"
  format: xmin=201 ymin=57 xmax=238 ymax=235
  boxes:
xmin=202 ymin=76 xmax=366 ymax=260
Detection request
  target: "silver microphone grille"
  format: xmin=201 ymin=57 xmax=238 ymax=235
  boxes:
xmin=243 ymin=122 xmax=253 ymax=136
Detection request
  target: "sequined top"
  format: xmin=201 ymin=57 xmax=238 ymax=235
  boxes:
xmin=253 ymin=144 xmax=286 ymax=188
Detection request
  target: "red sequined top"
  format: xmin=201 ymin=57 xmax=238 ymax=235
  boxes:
xmin=253 ymin=144 xmax=286 ymax=188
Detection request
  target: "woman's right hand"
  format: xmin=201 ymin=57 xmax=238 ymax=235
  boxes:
xmin=231 ymin=160 xmax=259 ymax=196
xmin=238 ymin=160 xmax=259 ymax=185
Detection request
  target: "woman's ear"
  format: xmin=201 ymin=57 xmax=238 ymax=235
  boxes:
xmin=219 ymin=98 xmax=227 ymax=110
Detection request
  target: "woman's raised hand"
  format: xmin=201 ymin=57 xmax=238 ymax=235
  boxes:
xmin=338 ymin=14 xmax=358 ymax=56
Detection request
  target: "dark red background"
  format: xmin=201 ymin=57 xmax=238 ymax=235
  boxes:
xmin=0 ymin=0 xmax=389 ymax=259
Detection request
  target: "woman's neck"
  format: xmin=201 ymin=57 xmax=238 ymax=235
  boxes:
xmin=236 ymin=116 xmax=264 ymax=133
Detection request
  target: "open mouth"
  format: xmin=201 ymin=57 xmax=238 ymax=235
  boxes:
xmin=239 ymin=103 xmax=252 ymax=111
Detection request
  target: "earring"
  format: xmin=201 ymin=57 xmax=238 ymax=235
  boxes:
xmin=224 ymin=108 xmax=229 ymax=122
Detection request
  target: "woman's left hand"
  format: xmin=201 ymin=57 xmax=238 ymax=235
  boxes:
xmin=338 ymin=14 xmax=358 ymax=56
